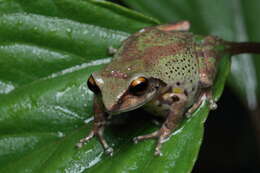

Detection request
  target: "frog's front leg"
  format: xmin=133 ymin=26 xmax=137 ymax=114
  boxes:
xmin=133 ymin=93 xmax=188 ymax=156
xmin=76 ymin=96 xmax=113 ymax=155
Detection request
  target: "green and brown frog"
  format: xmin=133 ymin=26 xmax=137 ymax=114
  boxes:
xmin=76 ymin=21 xmax=260 ymax=156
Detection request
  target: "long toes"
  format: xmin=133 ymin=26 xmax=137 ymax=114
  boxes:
xmin=133 ymin=131 xmax=160 ymax=143
xmin=154 ymin=149 xmax=163 ymax=156
xmin=105 ymin=147 xmax=114 ymax=156
xmin=79 ymin=138 xmax=87 ymax=143
xmin=76 ymin=132 xmax=95 ymax=148
xmin=76 ymin=139 xmax=88 ymax=148
xmin=78 ymin=137 xmax=91 ymax=144
xmin=133 ymin=135 xmax=156 ymax=143
xmin=133 ymin=130 xmax=170 ymax=156
xmin=209 ymin=100 xmax=217 ymax=110
xmin=133 ymin=137 xmax=140 ymax=144
xmin=76 ymin=142 xmax=84 ymax=148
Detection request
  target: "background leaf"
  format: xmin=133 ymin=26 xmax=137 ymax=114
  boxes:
xmin=0 ymin=0 xmax=231 ymax=173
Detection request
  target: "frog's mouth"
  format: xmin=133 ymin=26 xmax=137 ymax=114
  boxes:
xmin=106 ymin=90 xmax=157 ymax=115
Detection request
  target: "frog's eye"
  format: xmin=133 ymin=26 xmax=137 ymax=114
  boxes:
xmin=87 ymin=75 xmax=100 ymax=94
xmin=129 ymin=77 xmax=149 ymax=96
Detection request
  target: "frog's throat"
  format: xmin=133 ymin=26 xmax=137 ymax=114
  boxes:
xmin=107 ymin=90 xmax=157 ymax=115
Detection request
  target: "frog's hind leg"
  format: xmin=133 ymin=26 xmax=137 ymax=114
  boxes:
xmin=133 ymin=93 xmax=188 ymax=156
xmin=185 ymin=88 xmax=217 ymax=118
xmin=187 ymin=55 xmax=218 ymax=117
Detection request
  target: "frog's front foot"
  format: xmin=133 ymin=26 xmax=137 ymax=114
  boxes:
xmin=133 ymin=127 xmax=171 ymax=156
xmin=76 ymin=128 xmax=114 ymax=156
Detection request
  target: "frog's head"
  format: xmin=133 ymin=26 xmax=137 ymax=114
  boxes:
xmin=86 ymin=26 xmax=177 ymax=114
xmin=87 ymin=58 xmax=166 ymax=115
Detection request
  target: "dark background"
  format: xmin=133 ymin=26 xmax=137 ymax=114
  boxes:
xmin=108 ymin=0 xmax=260 ymax=172
xmin=193 ymin=87 xmax=259 ymax=173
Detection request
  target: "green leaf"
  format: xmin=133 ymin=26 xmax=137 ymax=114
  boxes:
xmin=124 ymin=0 xmax=260 ymax=110
xmin=0 ymin=0 xmax=230 ymax=173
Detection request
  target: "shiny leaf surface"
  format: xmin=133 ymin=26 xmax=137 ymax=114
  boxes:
xmin=0 ymin=0 xmax=230 ymax=172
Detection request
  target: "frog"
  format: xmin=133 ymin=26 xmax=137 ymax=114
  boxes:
xmin=76 ymin=21 xmax=260 ymax=156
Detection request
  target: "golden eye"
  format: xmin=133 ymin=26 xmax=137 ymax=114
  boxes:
xmin=87 ymin=75 xmax=100 ymax=94
xmin=129 ymin=77 xmax=149 ymax=96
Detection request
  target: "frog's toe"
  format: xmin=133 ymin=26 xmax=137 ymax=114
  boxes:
xmin=105 ymin=147 xmax=114 ymax=156
xmin=76 ymin=131 xmax=95 ymax=148
xmin=154 ymin=148 xmax=163 ymax=156
xmin=76 ymin=142 xmax=84 ymax=148
xmin=133 ymin=136 xmax=145 ymax=144
xmin=133 ymin=137 xmax=139 ymax=144
xmin=133 ymin=127 xmax=172 ymax=156
xmin=133 ymin=130 xmax=159 ymax=144
xmin=209 ymin=99 xmax=218 ymax=110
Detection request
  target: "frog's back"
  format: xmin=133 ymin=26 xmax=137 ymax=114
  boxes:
xmin=116 ymin=27 xmax=200 ymax=100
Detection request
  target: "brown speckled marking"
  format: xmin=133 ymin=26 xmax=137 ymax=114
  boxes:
xmin=142 ymin=43 xmax=186 ymax=65
xmin=118 ymin=29 xmax=194 ymax=66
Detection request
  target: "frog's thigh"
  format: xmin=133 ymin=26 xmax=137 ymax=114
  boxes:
xmin=155 ymin=92 xmax=188 ymax=155
xmin=164 ymin=93 xmax=188 ymax=129
xmin=199 ymin=72 xmax=213 ymax=87
xmin=198 ymin=57 xmax=217 ymax=88
xmin=133 ymin=92 xmax=188 ymax=156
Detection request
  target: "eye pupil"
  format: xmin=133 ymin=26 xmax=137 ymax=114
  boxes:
xmin=130 ymin=77 xmax=148 ymax=96
xmin=87 ymin=75 xmax=100 ymax=94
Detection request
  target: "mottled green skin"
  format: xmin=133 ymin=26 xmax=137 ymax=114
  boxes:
xmin=92 ymin=25 xmax=225 ymax=115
